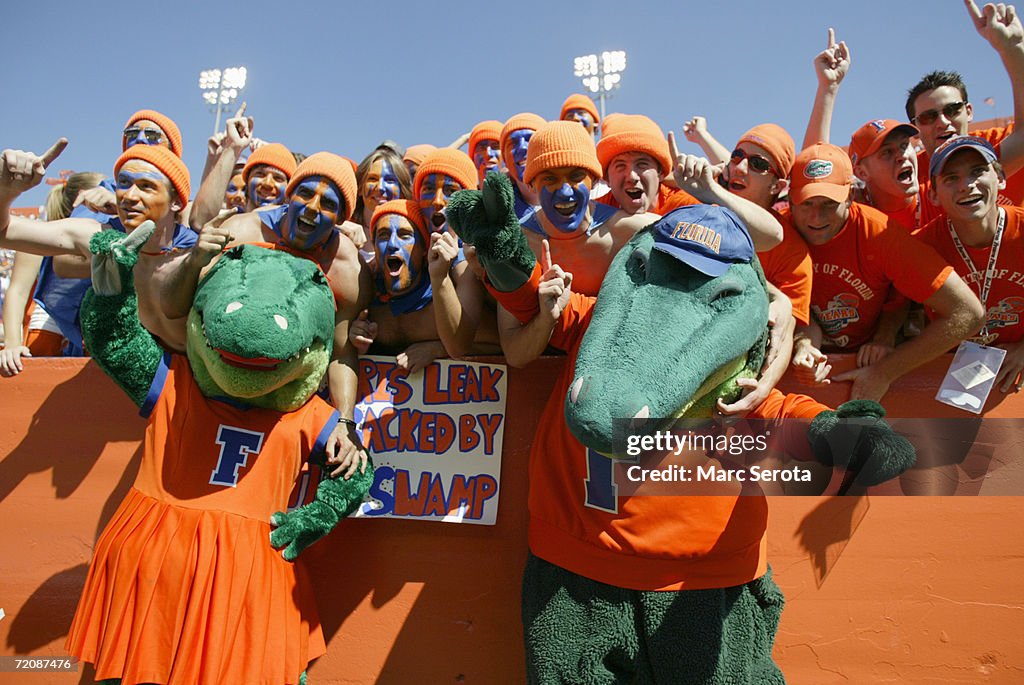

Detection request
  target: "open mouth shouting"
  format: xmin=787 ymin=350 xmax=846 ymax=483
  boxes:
xmin=430 ymin=210 xmax=447 ymax=230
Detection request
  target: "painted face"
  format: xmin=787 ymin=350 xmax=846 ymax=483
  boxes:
xmin=247 ymin=164 xmax=289 ymax=208
xmin=789 ymin=194 xmax=851 ymax=246
xmin=417 ymin=173 xmax=465 ymax=233
xmin=282 ymin=175 xmax=343 ymax=250
xmin=912 ymin=85 xmax=972 ymax=154
xmin=361 ymin=158 xmax=401 ymax=217
xmin=115 ymin=160 xmax=176 ymax=229
xmin=535 ymin=166 xmax=594 ymax=234
xmin=930 ymin=149 xmax=1003 ymax=224
xmin=472 ymin=139 xmax=502 ymax=183
xmin=856 ymin=131 xmax=919 ymax=203
xmin=722 ymin=141 xmax=780 ymax=209
xmin=607 ymin=151 xmax=661 ymax=215
xmin=225 ymin=172 xmax=246 ymax=212
xmin=564 ymin=108 xmax=597 ymax=136
xmin=374 ymin=213 xmax=425 ymax=296
xmin=504 ymin=129 xmax=533 ymax=182
xmin=122 ymin=118 xmax=170 ymax=150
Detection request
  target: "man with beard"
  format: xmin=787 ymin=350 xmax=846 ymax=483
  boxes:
xmin=161 ymin=152 xmax=371 ymax=477
xmin=350 ymin=199 xmax=499 ymax=372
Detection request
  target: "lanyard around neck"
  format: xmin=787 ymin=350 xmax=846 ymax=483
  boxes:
xmin=946 ymin=208 xmax=1006 ymax=338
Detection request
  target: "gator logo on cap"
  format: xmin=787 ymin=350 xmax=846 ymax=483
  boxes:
xmin=803 ymin=160 xmax=834 ymax=180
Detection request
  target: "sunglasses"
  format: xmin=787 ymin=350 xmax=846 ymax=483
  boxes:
xmin=122 ymin=126 xmax=165 ymax=146
xmin=730 ymin=148 xmax=777 ymax=175
xmin=911 ymin=101 xmax=966 ymax=126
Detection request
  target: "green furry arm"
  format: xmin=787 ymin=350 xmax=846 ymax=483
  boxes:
xmin=446 ymin=172 xmax=536 ymax=292
xmin=270 ymin=458 xmax=375 ymax=561
xmin=80 ymin=226 xmax=162 ymax=408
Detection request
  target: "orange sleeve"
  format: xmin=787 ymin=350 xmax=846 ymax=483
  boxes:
xmin=876 ymin=214 xmax=954 ymax=303
xmin=655 ymin=184 xmax=701 ymax=214
xmin=484 ymin=263 xmax=543 ymax=324
xmin=758 ymin=220 xmax=813 ymax=326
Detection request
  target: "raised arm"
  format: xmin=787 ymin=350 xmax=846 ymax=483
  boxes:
xmin=428 ymin=233 xmax=484 ymax=358
xmin=803 ymin=28 xmax=851 ymax=149
xmin=682 ymin=116 xmax=731 ymax=164
xmin=189 ymin=104 xmax=254 ymax=230
xmin=965 ymin=0 xmax=1024 ymax=176
xmin=667 ymin=132 xmax=783 ymax=250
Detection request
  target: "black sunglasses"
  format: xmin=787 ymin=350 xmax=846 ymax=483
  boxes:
xmin=911 ymin=101 xmax=966 ymax=126
xmin=730 ymin=148 xmax=777 ymax=175
xmin=123 ymin=126 xmax=165 ymax=146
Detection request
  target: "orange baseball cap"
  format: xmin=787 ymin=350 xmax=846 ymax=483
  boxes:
xmin=737 ymin=124 xmax=795 ymax=177
xmin=848 ymin=119 xmax=919 ymax=165
xmin=790 ymin=143 xmax=853 ymax=204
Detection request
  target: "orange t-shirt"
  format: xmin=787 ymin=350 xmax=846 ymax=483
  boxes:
xmin=914 ymin=206 xmax=1024 ymax=344
xmin=761 ymin=212 xmax=813 ymax=326
xmin=780 ymin=202 xmax=954 ymax=350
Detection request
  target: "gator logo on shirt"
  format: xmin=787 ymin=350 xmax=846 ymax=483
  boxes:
xmin=987 ymin=296 xmax=1024 ymax=330
xmin=814 ymin=293 xmax=860 ymax=340
xmin=803 ymin=160 xmax=834 ymax=179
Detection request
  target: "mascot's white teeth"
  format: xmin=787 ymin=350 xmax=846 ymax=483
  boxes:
xmin=631 ymin=405 xmax=650 ymax=430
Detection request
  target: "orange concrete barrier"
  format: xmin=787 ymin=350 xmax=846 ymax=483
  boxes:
xmin=1 ymin=355 xmax=1022 ymax=684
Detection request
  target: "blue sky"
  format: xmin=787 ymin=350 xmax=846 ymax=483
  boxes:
xmin=5 ymin=1 xmax=1014 ymax=208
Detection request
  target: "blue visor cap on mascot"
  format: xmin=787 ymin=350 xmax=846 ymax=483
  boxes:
xmin=651 ymin=204 xmax=755 ymax=277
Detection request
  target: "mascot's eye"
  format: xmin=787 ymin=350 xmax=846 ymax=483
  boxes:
xmin=225 ymin=246 xmax=244 ymax=260
xmin=708 ymin=279 xmax=744 ymax=306
xmin=627 ymin=247 xmax=648 ymax=280
xmin=312 ymin=269 xmax=328 ymax=286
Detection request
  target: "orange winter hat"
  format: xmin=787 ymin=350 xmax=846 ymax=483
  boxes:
xmin=468 ymin=120 xmax=503 ymax=156
xmin=737 ymin=124 xmax=795 ymax=177
xmin=596 ymin=114 xmax=671 ymax=174
xmin=371 ymin=199 xmax=429 ymax=243
xmin=500 ymin=113 xmax=546 ymax=172
xmin=560 ymin=93 xmax=600 ymax=123
xmin=114 ymin=144 xmax=190 ymax=203
xmin=413 ymin=148 xmax=479 ymax=198
xmin=123 ymin=109 xmax=183 ymax=158
xmin=403 ymin=144 xmax=437 ymax=168
xmin=243 ymin=143 xmax=298 ymax=183
xmin=286 ymin=152 xmax=359 ymax=222
xmin=524 ymin=121 xmax=602 ymax=186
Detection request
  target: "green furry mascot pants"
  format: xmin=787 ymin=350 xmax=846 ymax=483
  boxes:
xmin=522 ymin=554 xmax=786 ymax=685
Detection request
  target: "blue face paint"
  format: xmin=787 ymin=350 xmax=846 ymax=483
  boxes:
xmin=116 ymin=169 xmax=167 ymax=190
xmin=115 ymin=164 xmax=174 ymax=228
xmin=539 ymin=182 xmax=591 ymax=233
xmin=374 ymin=214 xmax=424 ymax=295
xmin=507 ymin=129 xmax=533 ymax=182
xmin=377 ymin=160 xmax=400 ymax=202
xmin=283 ymin=176 xmax=342 ymax=250
xmin=225 ymin=173 xmax=246 ymax=212
xmin=247 ymin=164 xmax=288 ymax=207
xmin=473 ymin=139 xmax=502 ymax=181
xmin=564 ymin=108 xmax=596 ymax=133
xmin=417 ymin=173 xmax=464 ymax=233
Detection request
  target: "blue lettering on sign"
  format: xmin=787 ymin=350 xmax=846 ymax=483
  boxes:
xmin=210 ymin=425 xmax=265 ymax=486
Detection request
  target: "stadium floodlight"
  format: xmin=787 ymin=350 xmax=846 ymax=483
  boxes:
xmin=572 ymin=51 xmax=626 ymax=120
xmin=198 ymin=66 xmax=247 ymax=134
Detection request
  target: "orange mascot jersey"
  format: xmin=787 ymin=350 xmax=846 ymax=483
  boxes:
xmin=65 ymin=354 xmax=338 ymax=685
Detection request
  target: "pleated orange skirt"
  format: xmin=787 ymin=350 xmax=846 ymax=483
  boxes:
xmin=66 ymin=488 xmax=326 ymax=685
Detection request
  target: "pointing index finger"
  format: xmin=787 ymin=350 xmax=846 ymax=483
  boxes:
xmin=40 ymin=138 xmax=68 ymax=166
xmin=667 ymin=131 xmax=680 ymax=161
xmin=963 ymin=0 xmax=983 ymax=22
xmin=541 ymin=238 xmax=552 ymax=272
xmin=827 ymin=27 xmax=835 ymax=48
xmin=235 ymin=101 xmax=247 ymax=118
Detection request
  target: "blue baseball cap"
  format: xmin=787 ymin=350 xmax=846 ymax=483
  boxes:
xmin=929 ymin=135 xmax=998 ymax=179
xmin=651 ymin=204 xmax=755 ymax=277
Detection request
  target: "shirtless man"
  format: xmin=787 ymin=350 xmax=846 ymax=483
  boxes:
xmin=0 ymin=140 xmax=196 ymax=351
xmin=162 ymin=152 xmax=370 ymax=474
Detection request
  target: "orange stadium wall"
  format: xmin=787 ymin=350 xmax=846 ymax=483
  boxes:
xmin=1 ymin=355 xmax=1022 ymax=685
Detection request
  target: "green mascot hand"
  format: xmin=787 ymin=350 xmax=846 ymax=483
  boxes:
xmin=270 ymin=459 xmax=375 ymax=561
xmin=447 ymin=172 xmax=536 ymax=292
xmin=807 ymin=399 xmax=916 ymax=490
xmin=89 ymin=220 xmax=156 ymax=296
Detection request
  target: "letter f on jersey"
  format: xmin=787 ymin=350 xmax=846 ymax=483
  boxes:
xmin=210 ymin=425 xmax=265 ymax=486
